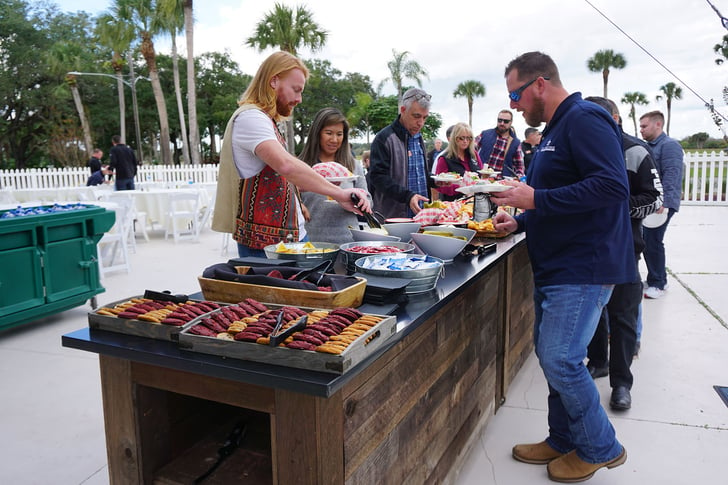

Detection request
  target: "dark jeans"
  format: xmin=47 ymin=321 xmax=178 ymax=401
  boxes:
xmin=642 ymin=208 xmax=675 ymax=289
xmin=115 ymin=178 xmax=135 ymax=191
xmin=587 ymin=274 xmax=642 ymax=390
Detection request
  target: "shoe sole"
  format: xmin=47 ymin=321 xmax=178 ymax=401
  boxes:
xmin=512 ymin=447 xmax=564 ymax=465
xmin=548 ymin=449 xmax=627 ymax=483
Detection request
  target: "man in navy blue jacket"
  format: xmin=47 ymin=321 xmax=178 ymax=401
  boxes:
xmin=491 ymin=51 xmax=633 ymax=483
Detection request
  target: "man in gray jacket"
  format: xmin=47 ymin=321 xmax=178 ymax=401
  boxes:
xmin=369 ymin=88 xmax=433 ymax=219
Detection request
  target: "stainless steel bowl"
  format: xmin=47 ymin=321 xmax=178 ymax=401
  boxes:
xmin=354 ymin=254 xmax=444 ymax=294
xmin=263 ymin=242 xmax=340 ymax=267
xmin=339 ymin=241 xmax=416 ymax=273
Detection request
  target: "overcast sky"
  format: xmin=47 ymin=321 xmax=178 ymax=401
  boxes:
xmin=55 ymin=0 xmax=728 ymax=143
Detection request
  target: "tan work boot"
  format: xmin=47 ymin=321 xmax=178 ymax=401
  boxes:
xmin=512 ymin=441 xmax=565 ymax=464
xmin=547 ymin=447 xmax=627 ymax=482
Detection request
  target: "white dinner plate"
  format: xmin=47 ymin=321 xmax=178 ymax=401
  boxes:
xmin=477 ymin=169 xmax=500 ymax=177
xmin=325 ymin=175 xmax=357 ymax=183
xmin=432 ymin=174 xmax=462 ymax=183
xmin=643 ymin=211 xmax=668 ymax=228
xmin=456 ymin=184 xmax=513 ymax=195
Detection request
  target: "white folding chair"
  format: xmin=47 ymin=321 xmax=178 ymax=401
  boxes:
xmin=104 ymin=192 xmax=143 ymax=252
xmin=164 ymin=191 xmax=200 ymax=243
xmin=196 ymin=186 xmax=216 ymax=238
xmin=96 ymin=202 xmax=131 ymax=277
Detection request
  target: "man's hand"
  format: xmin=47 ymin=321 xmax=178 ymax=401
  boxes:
xmin=409 ymin=194 xmax=429 ymax=214
xmin=488 ymin=180 xmax=535 ymax=210
xmin=493 ymin=211 xmax=517 ymax=233
xmin=334 ymin=188 xmax=371 ymax=215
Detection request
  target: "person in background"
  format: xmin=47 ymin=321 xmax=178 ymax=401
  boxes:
xmin=433 ymin=122 xmax=483 ymax=201
xmin=108 ymin=136 xmax=138 ymax=191
xmin=427 ymin=138 xmax=443 ymax=174
xmin=584 ymin=96 xmax=663 ymax=413
xmin=88 ymin=148 xmax=103 ymax=175
xmin=298 ymin=108 xmax=371 ymax=244
xmin=361 ymin=150 xmax=373 ymax=196
xmin=86 ymin=165 xmax=112 ymax=186
xmin=490 ymin=51 xmax=631 ymax=483
xmin=520 ymin=127 xmax=541 ymax=173
xmin=639 ymin=110 xmax=684 ymax=299
xmin=369 ymin=87 xmax=433 ymax=219
xmin=211 ymin=51 xmax=369 ymax=258
xmin=476 ymin=109 xmax=525 ymax=179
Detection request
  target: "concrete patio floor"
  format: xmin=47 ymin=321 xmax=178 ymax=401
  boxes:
xmin=0 ymin=205 xmax=726 ymax=484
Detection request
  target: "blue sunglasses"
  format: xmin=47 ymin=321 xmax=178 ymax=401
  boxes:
xmin=509 ymin=76 xmax=550 ymax=102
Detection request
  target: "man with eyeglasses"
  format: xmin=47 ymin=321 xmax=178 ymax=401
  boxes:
xmin=369 ymin=87 xmax=434 ymax=219
xmin=489 ymin=51 xmax=633 ymax=482
xmin=475 ymin=110 xmax=525 ymax=179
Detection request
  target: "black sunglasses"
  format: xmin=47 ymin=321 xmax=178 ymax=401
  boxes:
xmin=403 ymin=91 xmax=432 ymax=103
xmin=497 ymin=118 xmax=511 ymax=124
xmin=509 ymin=76 xmax=550 ymax=102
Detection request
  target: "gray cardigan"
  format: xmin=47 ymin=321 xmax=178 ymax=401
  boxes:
xmin=301 ymin=161 xmax=370 ymax=244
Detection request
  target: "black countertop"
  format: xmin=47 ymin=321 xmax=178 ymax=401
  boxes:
xmin=62 ymin=235 xmax=525 ymax=397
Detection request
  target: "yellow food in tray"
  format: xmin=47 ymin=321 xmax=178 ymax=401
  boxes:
xmin=274 ymin=241 xmax=336 ymax=254
xmin=468 ymin=219 xmax=496 ymax=232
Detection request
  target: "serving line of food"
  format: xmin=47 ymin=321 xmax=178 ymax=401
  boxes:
xmin=61 ymin=180 xmax=533 ymax=484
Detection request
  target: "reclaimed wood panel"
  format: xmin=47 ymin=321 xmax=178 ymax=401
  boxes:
xmin=504 ymin=244 xmax=535 ymax=393
xmin=340 ymin=262 xmax=503 ymax=484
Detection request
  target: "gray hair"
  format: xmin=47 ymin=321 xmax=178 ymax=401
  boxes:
xmin=400 ymin=87 xmax=431 ymax=110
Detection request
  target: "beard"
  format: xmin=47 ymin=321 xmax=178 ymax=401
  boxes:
xmin=524 ymin=96 xmax=546 ymax=128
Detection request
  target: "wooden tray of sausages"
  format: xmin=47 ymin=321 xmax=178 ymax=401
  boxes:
xmin=88 ymin=296 xmax=223 ymax=342
xmin=177 ymin=298 xmax=397 ymax=374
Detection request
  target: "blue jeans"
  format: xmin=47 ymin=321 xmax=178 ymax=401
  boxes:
xmin=534 ymin=284 xmax=624 ymax=463
xmin=642 ymin=209 xmax=675 ymax=289
xmin=115 ymin=178 xmax=135 ymax=191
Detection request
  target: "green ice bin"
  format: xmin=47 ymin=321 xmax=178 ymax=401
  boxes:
xmin=0 ymin=204 xmax=115 ymax=332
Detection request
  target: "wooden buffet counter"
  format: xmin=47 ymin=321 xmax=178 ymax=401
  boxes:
xmin=62 ymin=235 xmax=534 ymax=484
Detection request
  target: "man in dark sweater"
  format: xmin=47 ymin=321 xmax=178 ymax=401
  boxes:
xmin=108 ymin=135 xmax=138 ymax=190
xmin=490 ymin=51 xmax=632 ymax=482
xmin=584 ymin=96 xmax=663 ymax=412
xmin=87 ymin=148 xmax=103 ymax=174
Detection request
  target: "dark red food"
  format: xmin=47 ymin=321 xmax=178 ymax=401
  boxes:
xmin=189 ymin=325 xmax=217 ymax=337
xmin=286 ymin=340 xmax=317 ymax=351
xmin=346 ymin=245 xmax=404 ymax=254
xmin=161 ymin=318 xmax=186 ymax=326
xmin=244 ymin=298 xmax=268 ymax=313
xmin=234 ymin=332 xmax=262 ymax=342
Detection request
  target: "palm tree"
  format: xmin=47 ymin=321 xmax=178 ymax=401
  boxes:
xmin=620 ymin=91 xmax=649 ymax=136
xmin=656 ymin=82 xmax=683 ymax=136
xmin=453 ymin=80 xmax=486 ymax=128
xmin=587 ymin=49 xmax=627 ymax=98
xmin=156 ymin=0 xmax=190 ymax=165
xmin=183 ymin=0 xmax=201 ymax=165
xmin=382 ymin=49 xmax=429 ymax=102
xmin=96 ymin=11 xmax=136 ymax=147
xmin=246 ymin=3 xmax=328 ymax=153
xmin=115 ymin=0 xmax=173 ymax=165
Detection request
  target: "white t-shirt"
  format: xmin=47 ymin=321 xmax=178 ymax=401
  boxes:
xmin=230 ymin=108 xmax=306 ymax=240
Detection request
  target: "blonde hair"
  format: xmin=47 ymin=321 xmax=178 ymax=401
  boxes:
xmin=238 ymin=51 xmax=309 ymax=122
xmin=443 ymin=122 xmax=477 ymax=160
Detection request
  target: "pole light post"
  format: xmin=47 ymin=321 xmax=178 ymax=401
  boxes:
xmin=67 ymin=71 xmax=148 ymax=161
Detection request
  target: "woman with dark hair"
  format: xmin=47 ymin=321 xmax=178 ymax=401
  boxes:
xmin=434 ymin=122 xmax=483 ymax=201
xmin=299 ymin=108 xmax=371 ymax=243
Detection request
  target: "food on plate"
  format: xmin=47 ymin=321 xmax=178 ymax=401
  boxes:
xmin=468 ymin=219 xmax=497 ymax=232
xmin=424 ymin=200 xmax=446 ymax=209
xmin=421 ymin=230 xmax=468 ymax=240
xmin=274 ymin=241 xmax=336 ymax=254
xmin=96 ymin=297 xmax=222 ymax=326
xmin=345 ymin=244 xmax=405 ymax=254
xmin=187 ymin=303 xmax=382 ymax=355
xmin=433 ymin=172 xmax=461 ymax=181
xmin=312 ymin=161 xmax=353 ymax=179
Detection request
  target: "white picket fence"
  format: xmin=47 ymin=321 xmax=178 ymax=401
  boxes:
xmin=0 ymin=164 xmax=219 ymax=190
xmin=1 ymin=152 xmax=726 ymax=205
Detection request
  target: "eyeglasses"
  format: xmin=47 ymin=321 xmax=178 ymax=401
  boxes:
xmin=509 ymin=76 xmax=550 ymax=102
xmin=497 ymin=118 xmax=511 ymax=124
xmin=456 ymin=136 xmax=473 ymax=142
xmin=402 ymin=91 xmax=432 ymax=103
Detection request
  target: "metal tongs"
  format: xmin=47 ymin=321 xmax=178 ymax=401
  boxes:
xmin=351 ymin=193 xmax=382 ymax=229
xmin=269 ymin=312 xmax=308 ymax=347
